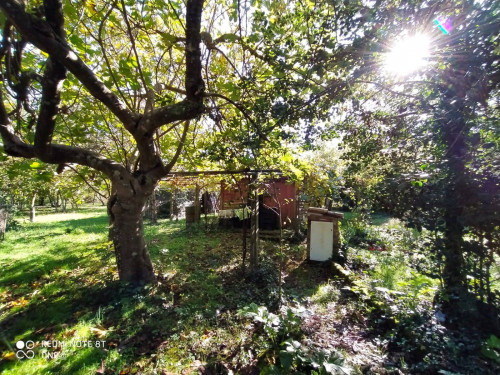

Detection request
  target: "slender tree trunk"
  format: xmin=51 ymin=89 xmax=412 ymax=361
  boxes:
xmin=194 ymin=183 xmax=201 ymax=223
xmin=486 ymin=234 xmax=493 ymax=305
xmin=242 ymin=218 xmax=247 ymax=272
xmin=174 ymin=189 xmax=179 ymax=221
xmin=169 ymin=191 xmax=174 ymax=222
xmin=55 ymin=191 xmax=60 ymax=212
xmin=30 ymin=192 xmax=37 ymax=222
xmin=108 ymin=191 xmax=155 ymax=283
xmin=48 ymin=194 xmax=55 ymax=208
xmin=441 ymin=84 xmax=468 ymax=295
xmin=249 ymin=174 xmax=259 ymax=271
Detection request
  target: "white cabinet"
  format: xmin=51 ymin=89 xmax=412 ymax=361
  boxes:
xmin=306 ymin=208 xmax=343 ymax=262
xmin=309 ymin=221 xmax=334 ymax=261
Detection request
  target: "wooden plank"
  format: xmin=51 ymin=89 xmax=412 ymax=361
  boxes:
xmin=166 ymin=169 xmax=282 ymax=176
xmin=307 ymin=219 xmax=311 ymax=260
xmin=325 ymin=211 xmax=344 ymax=219
xmin=307 ymin=207 xmax=328 ymax=214
xmin=307 ymin=214 xmax=337 ymax=222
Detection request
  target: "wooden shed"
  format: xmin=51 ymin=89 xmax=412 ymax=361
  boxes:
xmin=220 ymin=177 xmax=297 ymax=230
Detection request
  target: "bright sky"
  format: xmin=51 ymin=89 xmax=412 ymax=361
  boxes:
xmin=383 ymin=34 xmax=431 ymax=77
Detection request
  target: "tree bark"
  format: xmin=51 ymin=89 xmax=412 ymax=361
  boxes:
xmin=0 ymin=0 xmax=206 ymax=285
xmin=194 ymin=183 xmax=201 ymax=223
xmin=150 ymin=189 xmax=158 ymax=224
xmin=249 ymin=174 xmax=259 ymax=271
xmin=108 ymin=191 xmax=155 ymax=283
xmin=441 ymin=91 xmax=468 ymax=295
xmin=30 ymin=192 xmax=37 ymax=222
xmin=62 ymin=196 xmax=67 ymax=213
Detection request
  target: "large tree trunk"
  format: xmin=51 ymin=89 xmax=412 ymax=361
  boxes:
xmin=150 ymin=189 xmax=158 ymax=224
xmin=108 ymin=191 xmax=155 ymax=283
xmin=442 ymin=204 xmax=466 ymax=292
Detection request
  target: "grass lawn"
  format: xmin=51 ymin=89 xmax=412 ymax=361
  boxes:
xmin=0 ymin=207 xmax=308 ymax=374
xmin=0 ymin=207 xmax=498 ymax=374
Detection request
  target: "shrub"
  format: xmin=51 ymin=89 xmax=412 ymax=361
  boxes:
xmin=238 ymin=304 xmax=350 ymax=374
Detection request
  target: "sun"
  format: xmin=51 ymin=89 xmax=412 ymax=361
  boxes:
xmin=383 ymin=34 xmax=431 ymax=76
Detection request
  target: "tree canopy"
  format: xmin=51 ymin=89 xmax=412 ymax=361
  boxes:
xmin=1 ymin=0 xmax=499 ymax=297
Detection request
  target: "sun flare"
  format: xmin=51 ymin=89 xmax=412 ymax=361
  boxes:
xmin=384 ymin=34 xmax=431 ymax=76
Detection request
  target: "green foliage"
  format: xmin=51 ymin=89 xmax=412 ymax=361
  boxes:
xmin=239 ymin=304 xmax=350 ymax=374
xmin=481 ymin=335 xmax=500 ymax=363
xmin=238 ymin=303 xmax=302 ymax=344
xmin=337 ymin=0 xmax=500 ymax=302
xmin=264 ymin=342 xmax=348 ymax=375
xmin=375 ymin=254 xmax=408 ymax=290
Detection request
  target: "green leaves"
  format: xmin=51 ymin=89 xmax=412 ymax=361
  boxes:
xmin=481 ymin=335 xmax=500 ymax=363
xmin=279 ymin=350 xmax=294 ymax=370
xmin=69 ymin=34 xmax=86 ymax=54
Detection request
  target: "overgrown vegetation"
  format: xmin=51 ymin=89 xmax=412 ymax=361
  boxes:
xmin=1 ymin=208 xmax=498 ymax=374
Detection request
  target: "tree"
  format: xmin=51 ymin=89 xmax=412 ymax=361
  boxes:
xmin=0 ymin=0 xmax=205 ymax=283
xmin=337 ymin=0 xmax=500 ymax=303
xmin=1 ymin=0 xmax=379 ymax=283
xmin=0 ymin=157 xmax=55 ymax=221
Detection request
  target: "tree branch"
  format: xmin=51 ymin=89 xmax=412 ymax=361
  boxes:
xmin=96 ymin=1 xmax=134 ymax=111
xmin=34 ymin=0 xmax=67 ymax=157
xmin=120 ymin=0 xmax=148 ymax=95
xmin=127 ymin=0 xmax=205 ymax=173
xmin=1 ymin=118 xmax=126 ymax=177
xmin=204 ymin=92 xmax=267 ymax=139
xmin=137 ymin=99 xmax=204 ymax=135
xmin=185 ymin=0 xmax=205 ymax=101
xmin=67 ymin=165 xmax=108 ymax=199
xmin=33 ymin=56 xmax=67 ymax=156
xmin=355 ymin=80 xmax=427 ymax=101
xmin=164 ymin=120 xmax=190 ymax=173
xmin=0 ymin=0 xmax=139 ymax=131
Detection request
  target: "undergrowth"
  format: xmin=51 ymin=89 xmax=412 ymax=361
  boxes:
xmin=0 ymin=207 xmax=498 ymax=374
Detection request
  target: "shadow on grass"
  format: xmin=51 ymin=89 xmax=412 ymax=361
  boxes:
xmin=0 ymin=281 xmax=123 ymax=374
xmin=0 ymin=214 xmax=327 ymax=374
xmin=370 ymin=213 xmax=393 ymax=226
xmin=29 ymin=214 xmax=109 ymax=234
xmin=283 ymin=260 xmax=333 ymax=300
xmin=0 ymin=253 xmax=84 ymax=286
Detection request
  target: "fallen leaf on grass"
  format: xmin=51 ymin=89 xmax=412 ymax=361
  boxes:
xmin=61 ymin=329 xmax=76 ymax=339
xmin=90 ymin=326 xmax=108 ymax=338
xmin=0 ymin=290 xmax=11 ymax=301
xmin=96 ymin=360 xmax=106 ymax=374
xmin=1 ymin=351 xmax=16 ymax=361
xmin=119 ymin=368 xmax=139 ymax=375
xmin=11 ymin=297 xmax=28 ymax=307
